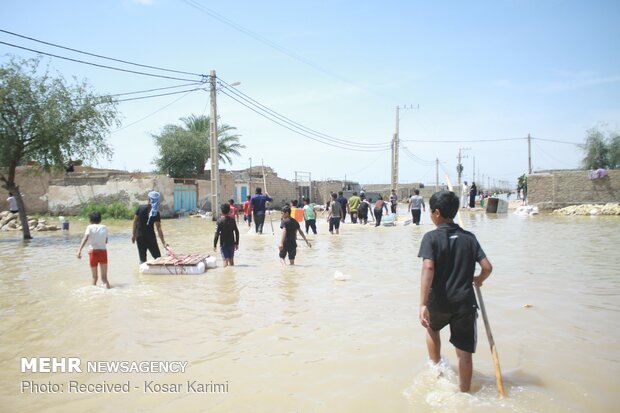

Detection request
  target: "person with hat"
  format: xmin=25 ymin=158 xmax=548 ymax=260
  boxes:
xmin=132 ymin=191 xmax=169 ymax=263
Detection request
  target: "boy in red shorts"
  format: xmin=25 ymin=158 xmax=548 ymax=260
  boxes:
xmin=76 ymin=211 xmax=110 ymax=288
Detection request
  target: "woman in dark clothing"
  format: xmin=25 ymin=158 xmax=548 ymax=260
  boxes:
xmin=469 ymin=182 xmax=478 ymax=208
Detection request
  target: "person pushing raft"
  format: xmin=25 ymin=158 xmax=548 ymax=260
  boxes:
xmin=132 ymin=191 xmax=169 ymax=264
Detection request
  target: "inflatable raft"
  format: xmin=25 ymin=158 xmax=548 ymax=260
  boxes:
xmin=139 ymin=254 xmax=217 ymax=275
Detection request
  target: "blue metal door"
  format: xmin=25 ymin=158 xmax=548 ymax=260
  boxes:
xmin=173 ymin=183 xmax=197 ymax=213
xmin=240 ymin=186 xmax=248 ymax=204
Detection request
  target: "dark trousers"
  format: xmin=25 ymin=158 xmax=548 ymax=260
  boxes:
xmin=349 ymin=211 xmax=358 ymax=223
xmin=374 ymin=209 xmax=383 ymax=227
xmin=137 ymin=237 xmax=161 ymax=263
xmin=254 ymin=211 xmax=266 ymax=233
xmin=305 ymin=219 xmax=317 ymax=234
xmin=411 ymin=209 xmax=422 ymax=225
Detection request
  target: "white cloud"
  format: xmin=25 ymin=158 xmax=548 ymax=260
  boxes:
xmin=133 ymin=0 xmax=154 ymax=5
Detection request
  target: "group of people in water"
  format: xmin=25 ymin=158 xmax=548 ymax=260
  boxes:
xmin=72 ymin=186 xmax=493 ymax=394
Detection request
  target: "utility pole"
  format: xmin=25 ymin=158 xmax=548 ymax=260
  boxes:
xmin=391 ymin=106 xmax=400 ymax=191
xmin=435 ymin=158 xmax=439 ymax=192
xmin=527 ymin=133 xmax=532 ymax=174
xmin=391 ymin=104 xmax=418 ymax=191
xmin=472 ymin=156 xmax=476 ymax=184
xmin=209 ymin=70 xmax=219 ymax=221
xmin=249 ymin=157 xmax=252 ymax=195
xmin=457 ymin=147 xmax=470 ymax=198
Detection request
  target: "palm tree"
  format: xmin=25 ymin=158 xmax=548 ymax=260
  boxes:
xmin=180 ymin=114 xmax=245 ymax=174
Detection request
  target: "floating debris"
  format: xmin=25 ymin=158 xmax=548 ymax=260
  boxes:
xmin=334 ymin=271 xmax=350 ymax=281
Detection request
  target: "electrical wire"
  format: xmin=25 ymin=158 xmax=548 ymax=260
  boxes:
xmin=532 ymin=141 xmax=579 ymax=168
xmin=106 ymin=82 xmax=204 ymax=97
xmin=401 ymin=137 xmax=525 ymax=143
xmin=346 ymin=151 xmax=391 ymax=177
xmin=0 ymin=41 xmax=202 ymax=82
xmin=219 ymin=88 xmax=388 ymax=152
xmin=218 ymin=79 xmax=391 ymax=149
xmin=181 ymin=0 xmax=394 ymax=102
xmin=532 ymin=137 xmax=581 ymax=146
xmin=0 ymin=28 xmax=205 ymax=77
xmin=112 ymin=89 xmax=199 ymax=133
xmin=112 ymin=87 xmax=203 ymax=103
xmin=402 ymin=146 xmax=435 ymax=166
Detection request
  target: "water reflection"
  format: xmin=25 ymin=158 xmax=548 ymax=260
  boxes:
xmin=0 ymin=213 xmax=619 ymax=412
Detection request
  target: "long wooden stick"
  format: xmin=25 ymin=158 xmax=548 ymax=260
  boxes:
xmin=445 ymin=173 xmax=506 ymax=398
xmin=475 ymin=284 xmax=506 ymax=397
xmin=261 ymin=160 xmax=275 ymax=235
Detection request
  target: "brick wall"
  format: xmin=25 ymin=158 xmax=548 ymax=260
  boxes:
xmin=1 ymin=167 xmax=69 ymax=214
xmin=47 ymin=173 xmax=175 ymax=216
xmin=528 ymin=170 xmax=620 ymax=209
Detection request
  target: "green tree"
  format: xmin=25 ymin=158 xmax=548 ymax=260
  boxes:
xmin=580 ymin=127 xmax=620 ymax=169
xmin=609 ymin=131 xmax=620 ymax=169
xmin=153 ymin=114 xmax=244 ymax=177
xmin=0 ymin=56 xmax=119 ymax=239
xmin=517 ymin=174 xmax=527 ymax=198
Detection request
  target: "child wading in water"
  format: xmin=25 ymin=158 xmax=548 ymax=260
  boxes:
xmin=214 ymin=203 xmax=240 ymax=267
xmin=76 ymin=211 xmax=110 ymax=288
xmin=279 ymin=205 xmax=311 ymax=265
xmin=418 ymin=190 xmax=493 ymax=392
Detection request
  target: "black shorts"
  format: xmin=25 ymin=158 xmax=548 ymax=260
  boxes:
xmin=429 ymin=311 xmax=477 ymax=353
xmin=279 ymin=244 xmax=297 ymax=260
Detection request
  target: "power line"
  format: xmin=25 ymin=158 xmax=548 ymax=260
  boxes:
xmin=347 ymin=151 xmax=390 ymax=177
xmin=402 ymin=146 xmax=435 ymax=166
xmin=532 ymin=141 xmax=578 ymax=168
xmin=0 ymin=28 xmax=205 ymax=77
xmin=112 ymin=87 xmax=203 ymax=103
xmin=106 ymin=82 xmax=204 ymax=97
xmin=0 ymin=40 xmax=202 ymax=82
xmin=112 ymin=89 xmax=198 ymax=133
xmin=218 ymin=79 xmax=391 ymax=149
xmin=401 ymin=137 xmax=525 ymax=143
xmin=532 ymin=137 xmax=581 ymax=146
xmin=219 ymin=88 xmax=388 ymax=152
xmin=181 ymin=0 xmax=393 ymax=102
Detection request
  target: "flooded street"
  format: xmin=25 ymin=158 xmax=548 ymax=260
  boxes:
xmin=1 ymin=208 xmax=619 ymax=412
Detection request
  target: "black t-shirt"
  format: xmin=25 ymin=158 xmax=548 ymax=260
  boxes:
xmin=358 ymin=201 xmax=369 ymax=215
xmin=135 ymin=204 xmax=160 ymax=240
xmin=418 ymin=223 xmax=486 ymax=313
xmin=281 ymin=217 xmax=300 ymax=247
xmin=214 ymin=216 xmax=239 ymax=248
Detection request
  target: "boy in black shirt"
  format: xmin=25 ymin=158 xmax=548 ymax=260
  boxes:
xmin=418 ymin=190 xmax=493 ymax=392
xmin=214 ymin=203 xmax=240 ymax=267
xmin=279 ymin=205 xmax=311 ymax=265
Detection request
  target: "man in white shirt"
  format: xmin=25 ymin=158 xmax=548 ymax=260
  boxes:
xmin=7 ymin=192 xmax=18 ymax=213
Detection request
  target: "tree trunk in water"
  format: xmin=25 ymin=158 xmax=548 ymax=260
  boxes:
xmin=6 ymin=183 xmax=32 ymax=240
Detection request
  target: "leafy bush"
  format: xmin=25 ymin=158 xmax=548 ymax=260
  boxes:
xmin=79 ymin=201 xmax=135 ymax=220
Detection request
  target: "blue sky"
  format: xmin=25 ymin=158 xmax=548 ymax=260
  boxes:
xmin=2 ymin=0 xmax=619 ymax=188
